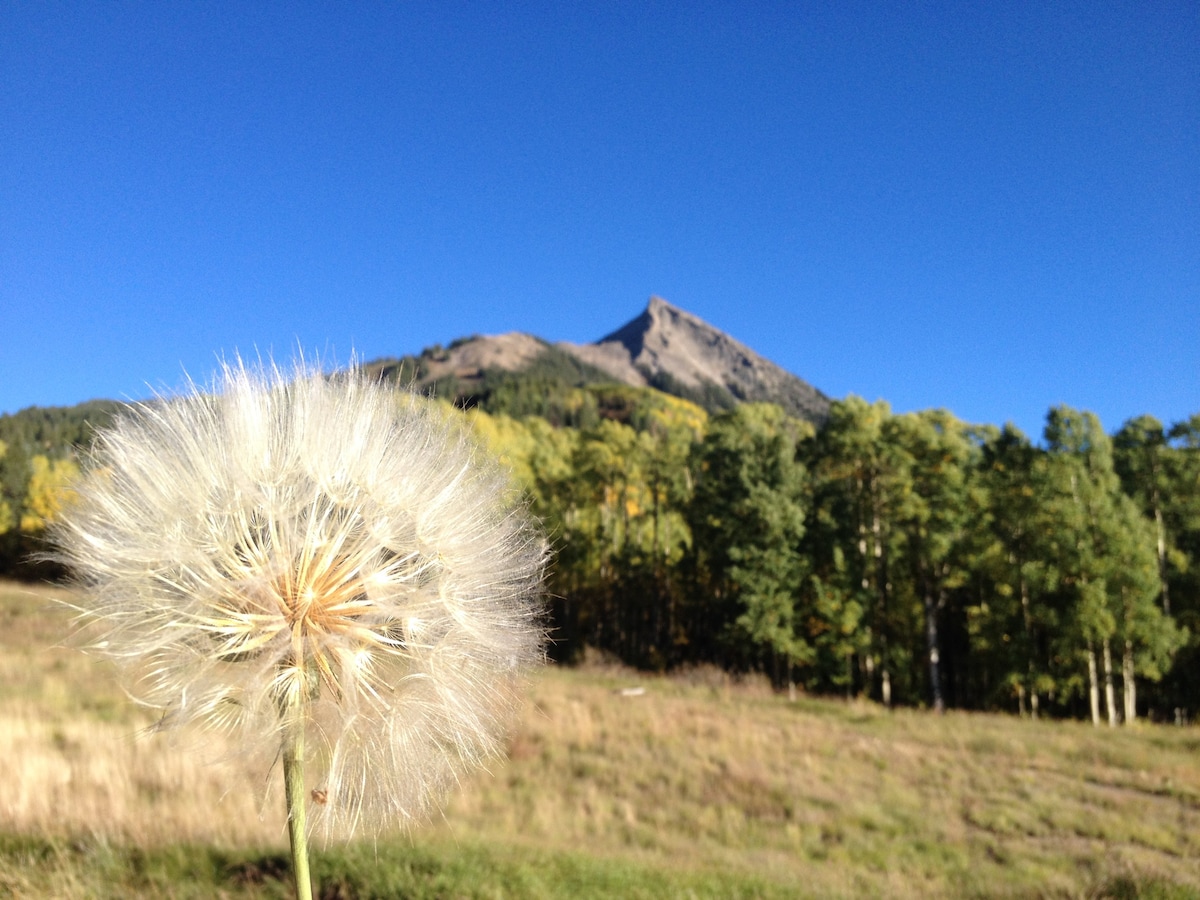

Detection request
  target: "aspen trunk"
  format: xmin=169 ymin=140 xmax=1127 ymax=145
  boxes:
xmin=1087 ymin=643 xmax=1101 ymax=726
xmin=1103 ymin=638 xmax=1117 ymax=727
xmin=871 ymin=500 xmax=892 ymax=709
xmin=1123 ymin=640 xmax=1137 ymax=724
xmin=921 ymin=558 xmax=944 ymax=714
xmin=1018 ymin=568 xmax=1038 ymax=720
xmin=1154 ymin=503 xmax=1170 ymax=615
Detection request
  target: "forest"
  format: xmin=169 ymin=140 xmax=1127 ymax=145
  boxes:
xmin=1 ymin=379 xmax=1198 ymax=725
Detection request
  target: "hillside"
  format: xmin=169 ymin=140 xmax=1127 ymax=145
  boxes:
xmin=2 ymin=580 xmax=1198 ymax=898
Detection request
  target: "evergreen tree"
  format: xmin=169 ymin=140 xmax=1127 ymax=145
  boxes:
xmin=689 ymin=403 xmax=808 ymax=685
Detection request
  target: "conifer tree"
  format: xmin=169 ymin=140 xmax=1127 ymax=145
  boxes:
xmin=689 ymin=403 xmax=808 ymax=684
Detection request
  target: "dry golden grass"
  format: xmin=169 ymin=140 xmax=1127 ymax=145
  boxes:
xmin=436 ymin=665 xmax=1200 ymax=896
xmin=2 ymin=579 xmax=1199 ymax=897
xmin=0 ymin=581 xmax=284 ymax=849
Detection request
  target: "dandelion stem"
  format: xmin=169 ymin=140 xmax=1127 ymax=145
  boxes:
xmin=283 ymin=716 xmax=313 ymax=900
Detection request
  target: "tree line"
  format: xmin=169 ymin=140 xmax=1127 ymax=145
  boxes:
xmin=467 ymin=390 xmax=1200 ymax=724
xmin=2 ymin=384 xmax=1198 ymax=723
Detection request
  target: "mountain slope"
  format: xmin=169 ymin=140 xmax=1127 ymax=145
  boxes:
xmin=363 ymin=297 xmax=831 ymax=422
xmin=559 ymin=296 xmax=830 ymax=420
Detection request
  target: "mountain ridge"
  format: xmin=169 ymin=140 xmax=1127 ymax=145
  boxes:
xmin=365 ymin=297 xmax=831 ymax=422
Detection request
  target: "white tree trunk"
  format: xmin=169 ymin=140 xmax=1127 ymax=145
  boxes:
xmin=1087 ymin=643 xmax=1101 ymax=727
xmin=1103 ymin=638 xmax=1117 ymax=727
xmin=1155 ymin=504 xmax=1170 ymax=615
xmin=1123 ymin=640 xmax=1137 ymax=724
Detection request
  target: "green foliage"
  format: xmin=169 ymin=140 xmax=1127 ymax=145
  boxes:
xmin=690 ymin=404 xmax=809 ymax=679
xmin=644 ymin=367 xmax=738 ymax=414
xmin=802 ymin=396 xmax=911 ymax=703
xmin=0 ymin=399 xmax=123 ymax=455
xmin=1116 ymin=413 xmax=1200 ymax=712
xmin=6 ymin=375 xmax=1200 ymax=722
xmin=886 ymin=409 xmax=979 ymax=711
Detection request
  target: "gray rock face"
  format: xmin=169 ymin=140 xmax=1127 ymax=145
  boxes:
xmin=421 ymin=332 xmax=548 ymax=383
xmin=371 ymin=296 xmax=831 ymax=422
xmin=560 ymin=297 xmax=831 ymax=421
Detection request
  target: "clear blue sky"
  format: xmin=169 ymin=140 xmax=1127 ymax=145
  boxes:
xmin=2 ymin=2 xmax=1196 ymax=440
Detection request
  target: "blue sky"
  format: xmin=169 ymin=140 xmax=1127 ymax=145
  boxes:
xmin=2 ymin=2 xmax=1196 ymax=440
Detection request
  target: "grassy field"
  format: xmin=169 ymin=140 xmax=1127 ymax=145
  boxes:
xmin=1 ymin=579 xmax=1198 ymax=899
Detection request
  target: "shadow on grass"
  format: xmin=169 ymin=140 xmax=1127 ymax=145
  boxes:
xmin=0 ymin=833 xmax=798 ymax=899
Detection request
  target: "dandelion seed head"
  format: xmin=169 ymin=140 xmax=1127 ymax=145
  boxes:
xmin=50 ymin=359 xmax=547 ymax=837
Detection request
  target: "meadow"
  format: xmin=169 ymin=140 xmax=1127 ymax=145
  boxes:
xmin=0 ymin=580 xmax=1198 ymax=899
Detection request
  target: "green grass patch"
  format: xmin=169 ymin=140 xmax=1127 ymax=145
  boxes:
xmin=0 ymin=834 xmax=805 ymax=899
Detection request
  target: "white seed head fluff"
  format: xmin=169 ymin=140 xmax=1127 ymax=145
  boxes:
xmin=50 ymin=359 xmax=547 ymax=838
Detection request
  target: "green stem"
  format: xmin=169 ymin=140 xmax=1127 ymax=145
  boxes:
xmin=283 ymin=718 xmax=313 ymax=900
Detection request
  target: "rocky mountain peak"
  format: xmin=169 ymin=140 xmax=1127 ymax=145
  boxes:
xmin=564 ymin=296 xmax=830 ymax=421
xmin=364 ymin=296 xmax=830 ymax=422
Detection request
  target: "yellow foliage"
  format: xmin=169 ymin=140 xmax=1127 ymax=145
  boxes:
xmin=20 ymin=455 xmax=81 ymax=532
xmin=464 ymin=410 xmax=579 ymax=509
xmin=647 ymin=394 xmax=708 ymax=439
xmin=466 ymin=410 xmax=533 ymax=482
